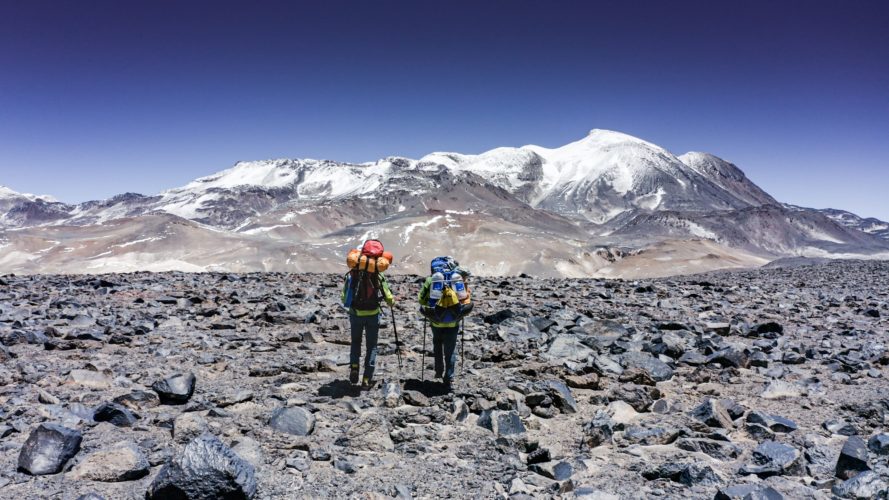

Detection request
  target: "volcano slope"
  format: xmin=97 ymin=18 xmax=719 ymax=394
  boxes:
xmin=0 ymin=260 xmax=888 ymax=499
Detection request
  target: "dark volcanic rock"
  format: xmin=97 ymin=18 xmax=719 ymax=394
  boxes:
xmin=691 ymin=398 xmax=734 ymax=429
xmin=152 ymin=372 xmax=196 ymax=404
xmin=868 ymin=433 xmax=889 ymax=455
xmin=676 ymin=438 xmax=741 ymax=460
xmin=478 ymin=410 xmax=525 ymax=436
xmin=146 ymin=432 xmax=256 ymax=499
xmin=740 ymin=441 xmax=802 ymax=478
xmin=610 ymin=384 xmax=656 ymax=412
xmin=544 ymin=380 xmax=578 ymax=414
xmin=745 ymin=411 xmax=797 ymax=433
xmin=529 ymin=460 xmax=573 ymax=481
xmin=17 ymin=423 xmax=82 ymax=475
xmin=113 ymin=390 xmax=161 ymax=410
xmin=619 ymin=351 xmax=674 ymax=382
xmin=835 ymin=436 xmax=870 ymax=480
xmin=92 ymin=402 xmax=139 ymax=427
xmin=831 ymin=470 xmax=888 ymax=499
xmin=715 ymin=484 xmax=784 ymax=500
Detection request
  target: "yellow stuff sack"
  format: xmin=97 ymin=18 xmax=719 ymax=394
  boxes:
xmin=437 ymin=286 xmax=460 ymax=308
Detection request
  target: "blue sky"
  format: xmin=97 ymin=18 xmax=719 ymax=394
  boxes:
xmin=1 ymin=1 xmax=888 ymax=218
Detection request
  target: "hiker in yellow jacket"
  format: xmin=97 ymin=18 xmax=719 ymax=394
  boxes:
xmin=341 ymin=271 xmax=394 ymax=386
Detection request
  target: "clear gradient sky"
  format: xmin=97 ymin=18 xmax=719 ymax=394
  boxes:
xmin=1 ymin=1 xmax=888 ymax=218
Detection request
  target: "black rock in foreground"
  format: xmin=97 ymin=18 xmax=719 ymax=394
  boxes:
xmin=17 ymin=423 xmax=82 ymax=475
xmin=146 ymin=432 xmax=256 ymax=499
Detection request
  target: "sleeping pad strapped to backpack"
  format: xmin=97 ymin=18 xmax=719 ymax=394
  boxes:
xmin=343 ymin=240 xmax=393 ymax=310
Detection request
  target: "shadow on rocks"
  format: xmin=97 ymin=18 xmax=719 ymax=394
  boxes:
xmin=402 ymin=378 xmax=451 ymax=398
xmin=317 ymin=380 xmax=363 ymax=399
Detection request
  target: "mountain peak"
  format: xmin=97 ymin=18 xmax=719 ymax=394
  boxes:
xmin=585 ymin=128 xmax=648 ymax=142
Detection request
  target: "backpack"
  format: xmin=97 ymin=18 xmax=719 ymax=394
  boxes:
xmin=346 ymin=269 xmax=381 ymax=310
xmin=343 ymin=240 xmax=390 ymax=310
xmin=422 ymin=256 xmax=473 ymax=323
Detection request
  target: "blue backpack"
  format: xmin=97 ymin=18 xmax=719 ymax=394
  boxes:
xmin=423 ymin=256 xmax=473 ymax=323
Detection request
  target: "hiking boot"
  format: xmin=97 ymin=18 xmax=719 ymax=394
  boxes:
xmin=443 ymin=376 xmax=453 ymax=390
xmin=361 ymin=377 xmax=374 ymax=388
xmin=349 ymin=365 xmax=359 ymax=384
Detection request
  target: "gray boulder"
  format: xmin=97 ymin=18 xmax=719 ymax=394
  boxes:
xmin=69 ymin=441 xmax=149 ymax=482
xmin=269 ymin=407 xmax=315 ymax=436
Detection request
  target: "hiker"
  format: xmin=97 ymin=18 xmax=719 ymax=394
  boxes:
xmin=418 ymin=256 xmax=473 ymax=388
xmin=342 ymin=240 xmax=395 ymax=387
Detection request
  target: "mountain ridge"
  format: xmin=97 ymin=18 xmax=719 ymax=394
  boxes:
xmin=1 ymin=129 xmax=887 ymax=277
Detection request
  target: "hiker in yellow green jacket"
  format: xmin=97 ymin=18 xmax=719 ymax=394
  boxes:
xmin=342 ymin=270 xmax=394 ymax=386
xmin=418 ymin=256 xmax=472 ymax=388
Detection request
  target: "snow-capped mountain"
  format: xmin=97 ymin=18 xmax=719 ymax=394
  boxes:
xmin=784 ymin=204 xmax=889 ymax=241
xmin=1 ymin=130 xmax=887 ymax=277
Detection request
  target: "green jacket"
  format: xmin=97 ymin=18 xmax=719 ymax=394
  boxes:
xmin=418 ymin=276 xmax=458 ymax=328
xmin=342 ymin=272 xmax=394 ymax=316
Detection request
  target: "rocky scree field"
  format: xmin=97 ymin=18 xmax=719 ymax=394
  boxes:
xmin=0 ymin=260 xmax=888 ymax=499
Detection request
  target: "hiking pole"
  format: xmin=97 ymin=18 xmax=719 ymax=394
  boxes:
xmin=421 ymin=317 xmax=427 ymax=382
xmin=460 ymin=317 xmax=465 ymax=376
xmin=390 ymin=305 xmax=403 ymax=377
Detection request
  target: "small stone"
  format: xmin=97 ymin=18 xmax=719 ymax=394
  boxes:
xmin=868 ymin=433 xmax=889 ymax=455
xmin=174 ymin=412 xmax=210 ymax=444
xmin=37 ymin=389 xmax=60 ymax=405
xmin=285 ymin=456 xmax=310 ymax=473
xmin=715 ymin=484 xmax=784 ymax=500
xmin=478 ymin=410 xmax=526 ymax=436
xmin=69 ymin=441 xmax=149 ymax=482
xmin=745 ymin=411 xmax=797 ymax=433
xmin=619 ymin=351 xmax=674 ymax=382
xmin=269 ymin=407 xmax=315 ymax=436
xmin=68 ymin=369 xmax=112 ymax=389
xmin=231 ymin=437 xmax=263 ymax=469
xmin=336 ymin=412 xmax=394 ymax=452
xmin=529 ymin=460 xmax=573 ymax=481
xmin=451 ymin=399 xmax=469 ymax=422
xmin=403 ymin=390 xmax=429 ymax=407
xmin=334 ymin=457 xmax=357 ymax=474
xmin=92 ymin=402 xmax=138 ymax=427
xmin=610 ymin=384 xmax=655 ymax=413
xmin=678 ymin=464 xmax=721 ymax=486
xmin=746 ymin=423 xmax=776 ymax=441
xmin=705 ymin=322 xmax=731 ymax=335
xmin=564 ymin=373 xmax=600 ymax=390
xmin=740 ymin=440 xmax=802 ymax=478
xmin=113 ymin=390 xmax=160 ymax=410
xmin=215 ymin=390 xmax=253 ymax=408
xmin=546 ymin=380 xmax=578 ymax=413
xmin=823 ymin=419 xmax=858 ymax=436
xmin=152 ymin=372 xmax=196 ymax=405
xmin=761 ymin=380 xmax=801 ymax=399
xmin=526 ymin=447 xmax=551 ymax=465
xmin=383 ymin=381 xmax=402 ymax=408
xmin=691 ymin=398 xmax=734 ymax=429
xmin=675 ymin=438 xmax=741 ymax=460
